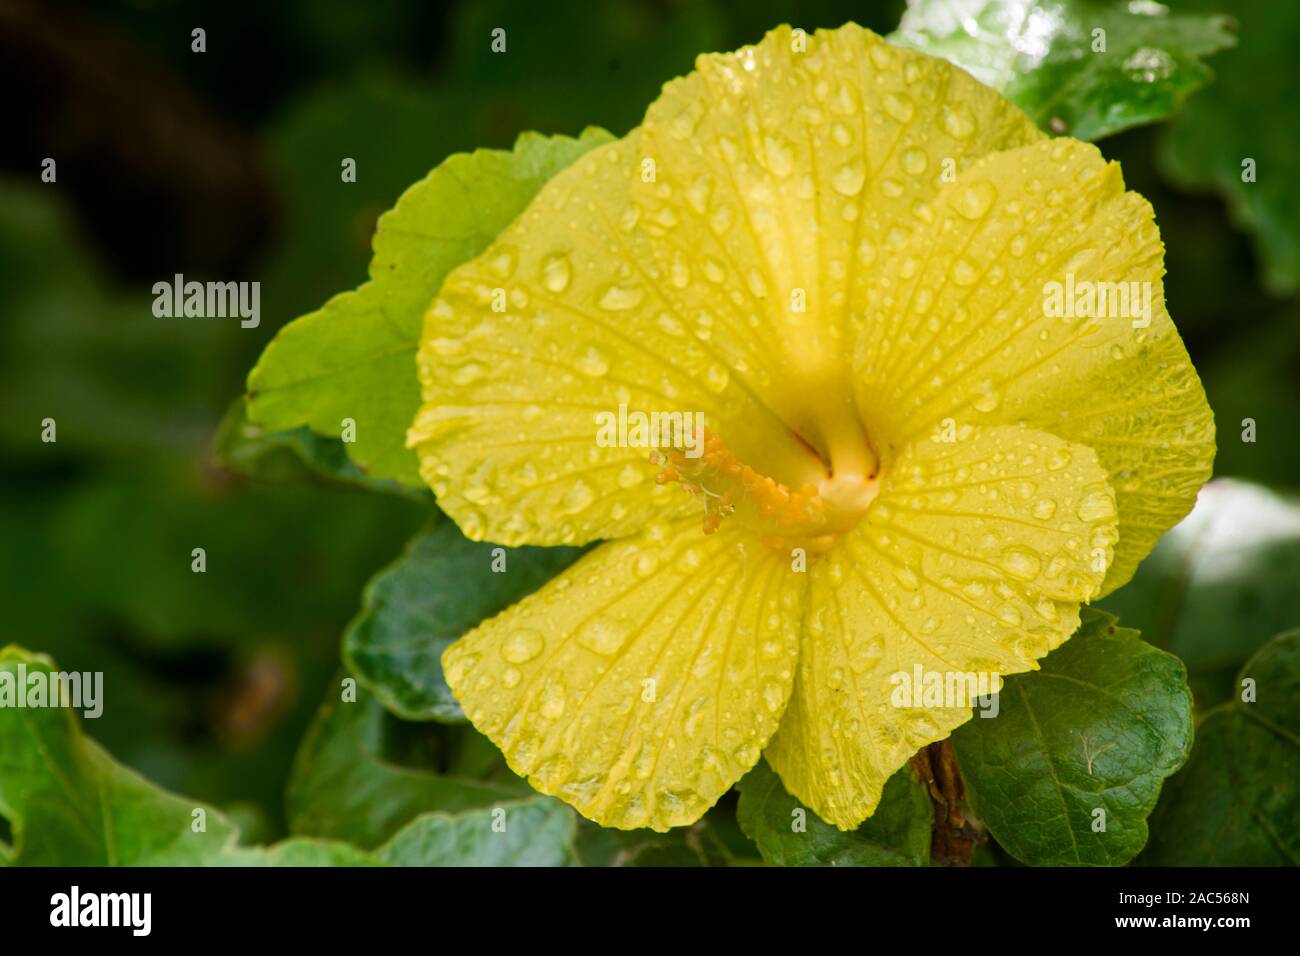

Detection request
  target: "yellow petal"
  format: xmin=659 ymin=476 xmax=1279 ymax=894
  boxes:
xmin=636 ymin=24 xmax=1042 ymax=458
xmin=410 ymin=133 xmax=811 ymax=546
xmin=764 ymin=424 xmax=1118 ymax=829
xmin=854 ymin=138 xmax=1213 ymax=595
xmin=442 ymin=519 xmax=804 ymax=831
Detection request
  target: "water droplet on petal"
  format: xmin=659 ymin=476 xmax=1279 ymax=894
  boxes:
xmin=539 ymin=678 xmax=567 ymax=719
xmin=1076 ymin=488 xmax=1116 ymax=522
xmin=561 ymin=480 xmax=595 ymax=514
xmin=599 ymin=283 xmax=644 ymax=311
xmin=1000 ymin=546 xmax=1042 ymax=581
xmin=577 ymin=616 xmax=631 ymax=655
xmin=763 ymin=680 xmax=785 ymax=713
xmin=849 ymin=634 xmax=885 ymax=674
xmin=902 ymin=148 xmax=929 ymax=176
xmin=1047 ymin=447 xmax=1073 ymax=471
xmin=952 ymin=258 xmax=978 ymax=287
xmin=450 ymin=362 xmax=486 ymax=385
xmin=488 ymin=246 xmax=517 ymax=279
xmin=501 ymin=628 xmax=545 ymax=664
xmin=894 ymin=565 xmax=921 ymax=591
xmin=942 ymin=103 xmax=977 ymax=140
xmin=762 ymin=133 xmax=795 ymax=178
xmin=956 ymin=182 xmax=998 ymax=220
xmin=831 ymin=161 xmax=866 ymax=196
xmin=575 ymin=346 xmax=609 ymax=377
xmin=883 ymin=92 xmax=914 ymax=122
xmin=541 ymin=252 xmax=572 ymax=292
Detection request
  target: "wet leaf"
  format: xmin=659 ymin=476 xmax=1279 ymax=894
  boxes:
xmin=1139 ymin=629 xmax=1300 ymax=865
xmin=246 ymin=128 xmax=614 ymax=486
xmin=286 ymin=677 xmax=528 ymax=848
xmin=377 ymin=798 xmax=577 ymax=867
xmin=343 ymin=522 xmax=585 ymax=721
xmin=891 ymin=0 xmax=1235 ymax=140
xmin=952 ymin=610 xmax=1193 ymax=866
xmin=0 ymin=648 xmax=372 ymax=866
xmin=735 ymin=760 xmax=932 ymax=866
xmin=1158 ymin=0 xmax=1300 ymax=294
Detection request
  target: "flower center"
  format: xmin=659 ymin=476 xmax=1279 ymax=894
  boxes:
xmin=653 ymin=423 xmax=880 ymax=551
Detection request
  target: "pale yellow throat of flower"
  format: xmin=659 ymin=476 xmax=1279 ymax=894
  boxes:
xmin=653 ymin=368 xmax=882 ymax=553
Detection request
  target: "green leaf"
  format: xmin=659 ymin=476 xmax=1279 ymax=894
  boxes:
xmin=376 ymin=798 xmax=577 ymax=867
xmin=571 ymin=804 xmax=758 ymax=867
xmin=214 ymin=397 xmax=430 ymax=499
xmin=343 ymin=521 xmax=585 ymax=721
xmin=0 ymin=647 xmax=372 ymax=866
xmin=1099 ymin=480 xmax=1300 ymax=707
xmin=1139 ymin=630 xmax=1300 ymax=865
xmin=951 ymin=609 xmax=1193 ymax=866
xmin=735 ymin=760 xmax=933 ymax=866
xmin=286 ymin=676 xmax=527 ymax=849
xmin=1158 ymin=0 xmax=1300 ymax=294
xmin=246 ymin=127 xmax=614 ymax=487
xmin=890 ymin=0 xmax=1235 ymax=140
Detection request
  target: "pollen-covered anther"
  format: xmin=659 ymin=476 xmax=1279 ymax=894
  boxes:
xmin=651 ymin=432 xmax=830 ymax=537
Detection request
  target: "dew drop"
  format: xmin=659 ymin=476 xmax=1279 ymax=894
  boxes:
xmin=952 ymin=258 xmax=978 ymax=287
xmin=669 ymin=254 xmax=691 ymax=289
xmin=973 ymin=387 xmax=1000 ymax=413
xmin=901 ymin=148 xmax=929 ymax=176
xmin=577 ymin=616 xmax=631 ymax=655
xmin=882 ymin=92 xmax=914 ymax=122
xmin=450 ymin=362 xmax=486 ymax=385
xmin=831 ymin=161 xmax=867 ymax=196
xmin=561 ymin=480 xmax=595 ymax=514
xmin=1076 ymin=489 xmax=1116 ymax=522
xmin=575 ymin=346 xmax=609 ymax=377
xmin=893 ymin=565 xmax=921 ymax=591
xmin=849 ymin=634 xmax=885 ymax=674
xmin=541 ymin=252 xmax=572 ymax=292
xmin=599 ymin=283 xmax=644 ymax=311
xmin=501 ymin=628 xmax=545 ymax=664
xmin=676 ymin=548 xmax=703 ymax=573
xmin=997 ymin=606 xmax=1022 ymax=627
xmin=428 ymin=336 xmax=464 ymax=357
xmin=540 ymin=680 xmax=567 ymax=719
xmin=762 ymin=133 xmax=795 ymax=178
xmin=956 ymin=182 xmax=998 ymax=220
xmin=942 ymin=103 xmax=977 ymax=140
xmin=1000 ymin=546 xmax=1042 ymax=581
xmin=488 ymin=246 xmax=517 ymax=279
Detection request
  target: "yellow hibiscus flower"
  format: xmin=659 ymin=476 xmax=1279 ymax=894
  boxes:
xmin=407 ymin=24 xmax=1214 ymax=832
